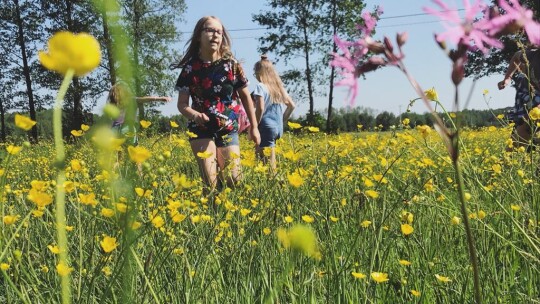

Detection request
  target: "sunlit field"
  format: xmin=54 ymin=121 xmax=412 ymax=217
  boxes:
xmin=1 ymin=124 xmax=539 ymax=303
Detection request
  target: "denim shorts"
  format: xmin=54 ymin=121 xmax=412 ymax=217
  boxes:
xmin=188 ymin=128 xmax=239 ymax=147
xmin=259 ymin=125 xmax=281 ymax=148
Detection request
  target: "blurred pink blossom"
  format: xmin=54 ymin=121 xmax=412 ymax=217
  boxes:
xmin=489 ymin=0 xmax=540 ymax=45
xmin=331 ymin=7 xmax=383 ymax=105
xmin=423 ymin=0 xmax=502 ymax=53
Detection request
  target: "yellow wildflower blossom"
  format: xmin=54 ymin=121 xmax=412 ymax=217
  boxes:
xmin=15 ymin=114 xmax=36 ymax=131
xmin=39 ymin=31 xmax=101 ymax=77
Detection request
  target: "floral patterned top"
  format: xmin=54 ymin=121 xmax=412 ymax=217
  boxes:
xmin=175 ymin=57 xmax=249 ymax=133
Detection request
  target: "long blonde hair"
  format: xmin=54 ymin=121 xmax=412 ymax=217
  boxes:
xmin=170 ymin=16 xmax=232 ymax=69
xmin=254 ymin=55 xmax=289 ymax=104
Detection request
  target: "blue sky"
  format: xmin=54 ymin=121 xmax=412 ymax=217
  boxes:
xmin=149 ymin=0 xmax=515 ymax=118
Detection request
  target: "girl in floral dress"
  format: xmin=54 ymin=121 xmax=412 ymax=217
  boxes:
xmin=173 ymin=16 xmax=260 ymax=189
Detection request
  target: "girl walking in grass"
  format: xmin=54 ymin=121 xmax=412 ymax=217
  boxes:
xmin=252 ymin=55 xmax=296 ymax=171
xmin=173 ymin=16 xmax=260 ymax=190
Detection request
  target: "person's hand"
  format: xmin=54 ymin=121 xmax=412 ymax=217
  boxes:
xmin=249 ymin=126 xmax=260 ymax=146
xmin=498 ymin=79 xmax=510 ymax=90
xmin=192 ymin=112 xmax=209 ymax=126
xmin=162 ymin=97 xmax=172 ymax=102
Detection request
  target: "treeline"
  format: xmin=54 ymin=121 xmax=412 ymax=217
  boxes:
xmin=295 ymin=106 xmax=511 ymax=132
xmin=1 ymin=106 xmax=511 ymax=141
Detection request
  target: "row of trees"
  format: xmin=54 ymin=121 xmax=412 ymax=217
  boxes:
xmin=0 ymin=105 xmax=510 ymax=140
xmin=295 ymin=106 xmax=510 ymax=132
xmin=0 ymin=0 xmax=186 ymax=143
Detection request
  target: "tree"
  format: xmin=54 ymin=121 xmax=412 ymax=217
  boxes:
xmin=320 ymin=0 xmax=366 ymax=132
xmin=253 ymin=0 xmax=322 ymax=124
xmin=0 ymin=0 xmax=43 ymax=142
xmin=466 ymin=0 xmax=540 ymax=79
xmin=119 ymin=0 xmax=186 ymax=119
xmin=375 ymin=111 xmax=396 ymax=131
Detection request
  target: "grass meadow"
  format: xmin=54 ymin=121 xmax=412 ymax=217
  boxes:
xmin=0 ymin=122 xmax=539 ymax=303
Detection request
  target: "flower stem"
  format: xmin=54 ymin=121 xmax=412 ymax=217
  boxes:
xmin=54 ymin=68 xmax=74 ymax=304
xmin=454 ymin=159 xmax=482 ymax=304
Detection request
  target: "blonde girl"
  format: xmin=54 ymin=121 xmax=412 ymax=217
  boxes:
xmin=252 ymin=55 xmax=295 ymax=170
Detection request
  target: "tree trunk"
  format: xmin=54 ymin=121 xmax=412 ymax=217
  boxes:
xmin=102 ymin=10 xmax=116 ymax=85
xmin=133 ymin=1 xmax=144 ymax=120
xmin=301 ymin=17 xmax=315 ymax=125
xmin=71 ymin=77 xmax=84 ymax=132
xmin=0 ymin=100 xmax=5 ymax=142
xmin=327 ymin=0 xmax=338 ymax=133
xmin=14 ymin=0 xmax=38 ymax=143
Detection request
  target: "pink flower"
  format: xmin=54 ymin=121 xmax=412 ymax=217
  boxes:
xmin=331 ymin=37 xmax=362 ymax=105
xmin=489 ymin=0 xmax=540 ymax=45
xmin=331 ymin=7 xmax=383 ymax=106
xmin=423 ymin=0 xmax=502 ymax=53
xmin=358 ymin=6 xmax=384 ymax=36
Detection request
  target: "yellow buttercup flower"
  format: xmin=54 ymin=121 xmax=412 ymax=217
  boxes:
xmin=301 ymin=215 xmax=314 ymax=223
xmin=410 ymin=290 xmax=421 ymax=297
xmin=351 ymin=272 xmax=366 ymax=279
xmin=6 ymin=145 xmax=22 ymax=155
xmin=1 ymin=263 xmax=10 ymax=271
xmin=56 ymin=262 xmax=73 ymax=276
xmin=186 ymin=131 xmax=198 ymax=138
xmin=101 ymin=208 xmax=115 ymax=218
xmin=416 ymin=125 xmax=432 ymax=138
xmin=102 ymin=266 xmax=112 ymax=277
xmin=196 ymin=150 xmax=213 ymax=159
xmin=140 ymin=120 xmax=152 ymax=129
xmin=287 ymin=172 xmax=304 ymax=188
xmin=399 ymin=259 xmax=412 ymax=266
xmin=3 ymin=215 xmax=19 ymax=225
xmin=28 ymin=189 xmax=53 ymax=208
xmin=424 ymin=87 xmax=439 ymax=101
xmin=360 ymin=220 xmax=372 ymax=228
xmin=402 ymin=118 xmax=410 ymax=126
xmin=100 ymin=236 xmax=118 ymax=253
xmin=128 ymin=146 xmax=151 ymax=163
xmin=39 ymin=31 xmax=101 ymax=77
xmin=71 ymin=130 xmax=83 ymax=137
xmin=15 ymin=114 xmax=36 ymax=131
xmin=81 ymin=124 xmax=90 ymax=131
xmin=307 ymin=126 xmax=319 ymax=133
xmin=48 ymin=245 xmax=61 ymax=254
xmin=401 ymin=224 xmax=414 ymax=236
xmin=435 ymin=274 xmax=452 ymax=283
xmin=287 ymin=121 xmax=302 ymax=129
xmin=365 ymin=190 xmax=379 ymax=199
xmin=170 ymin=121 xmax=179 ymax=128
xmin=529 ymin=107 xmax=540 ymax=121
xmin=371 ymin=272 xmax=389 ymax=283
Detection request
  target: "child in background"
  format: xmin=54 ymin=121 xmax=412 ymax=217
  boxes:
xmin=173 ymin=16 xmax=260 ymax=190
xmin=252 ymin=55 xmax=296 ymax=171
xmin=107 ymin=82 xmax=171 ymax=146
xmin=498 ymin=46 xmax=540 ymax=151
